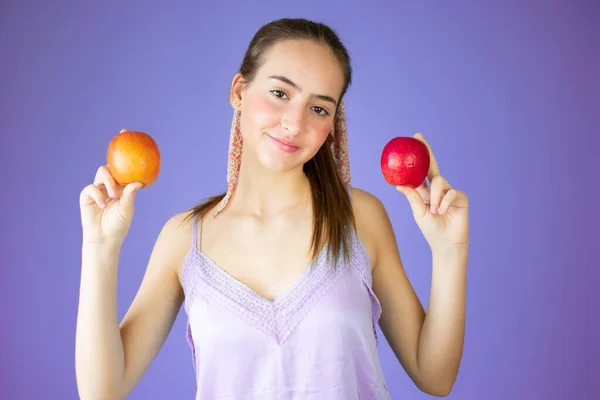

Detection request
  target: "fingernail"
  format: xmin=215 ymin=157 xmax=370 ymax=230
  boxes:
xmin=431 ymin=204 xmax=437 ymax=214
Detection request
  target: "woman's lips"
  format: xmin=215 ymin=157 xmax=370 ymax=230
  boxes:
xmin=268 ymin=134 xmax=300 ymax=153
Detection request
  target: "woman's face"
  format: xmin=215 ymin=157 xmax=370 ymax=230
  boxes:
xmin=232 ymin=39 xmax=345 ymax=173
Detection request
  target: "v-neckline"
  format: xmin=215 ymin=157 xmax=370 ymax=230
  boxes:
xmin=183 ymin=242 xmax=343 ymax=345
xmin=190 ymin=244 xmax=326 ymax=306
xmin=182 ymin=215 xmax=347 ymax=344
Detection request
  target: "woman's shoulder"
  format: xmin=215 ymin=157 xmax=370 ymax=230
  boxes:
xmin=348 ymin=186 xmax=394 ymax=269
xmin=159 ymin=209 xmax=196 ymax=240
xmin=148 ymin=210 xmax=198 ymax=280
xmin=349 ymin=186 xmax=389 ymax=222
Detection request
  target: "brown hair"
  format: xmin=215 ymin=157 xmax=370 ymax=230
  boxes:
xmin=188 ymin=18 xmax=355 ymax=266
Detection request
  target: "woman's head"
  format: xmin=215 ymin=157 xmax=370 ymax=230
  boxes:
xmin=230 ymin=18 xmax=352 ymax=174
xmin=191 ymin=18 xmax=356 ymax=266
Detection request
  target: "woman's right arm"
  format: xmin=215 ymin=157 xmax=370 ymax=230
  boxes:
xmin=75 ymin=215 xmax=188 ymax=400
xmin=75 ymin=164 xmax=191 ymax=399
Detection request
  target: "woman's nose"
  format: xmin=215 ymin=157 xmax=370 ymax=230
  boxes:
xmin=281 ymin=105 xmax=306 ymax=135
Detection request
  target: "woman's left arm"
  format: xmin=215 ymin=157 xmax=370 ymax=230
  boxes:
xmin=356 ymin=133 xmax=469 ymax=397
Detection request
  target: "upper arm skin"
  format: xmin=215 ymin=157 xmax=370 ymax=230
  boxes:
xmin=351 ymin=187 xmax=428 ymax=389
xmin=117 ymin=212 xmax=191 ymax=398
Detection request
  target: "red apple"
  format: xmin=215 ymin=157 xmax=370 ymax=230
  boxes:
xmin=380 ymin=136 xmax=430 ymax=188
xmin=107 ymin=130 xmax=161 ymax=188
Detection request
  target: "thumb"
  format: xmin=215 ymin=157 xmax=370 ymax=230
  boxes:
xmin=396 ymin=185 xmax=427 ymax=219
xmin=119 ymin=182 xmax=143 ymax=215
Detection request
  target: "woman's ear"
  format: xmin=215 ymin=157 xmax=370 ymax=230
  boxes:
xmin=230 ymin=73 xmax=246 ymax=111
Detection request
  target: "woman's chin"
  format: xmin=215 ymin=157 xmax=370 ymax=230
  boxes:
xmin=257 ymin=151 xmax=302 ymax=173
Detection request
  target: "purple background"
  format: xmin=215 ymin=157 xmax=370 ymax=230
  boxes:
xmin=1 ymin=0 xmax=597 ymax=399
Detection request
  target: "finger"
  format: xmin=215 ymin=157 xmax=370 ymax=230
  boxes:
xmin=94 ymin=166 xmax=121 ymax=198
xmin=429 ymin=175 xmax=452 ymax=214
xmin=415 ymin=181 xmax=431 ymax=204
xmin=80 ymin=184 xmax=107 ymax=208
xmin=414 ymin=132 xmax=440 ymax=183
xmin=118 ymin=182 xmax=143 ymax=216
xmin=438 ymin=189 xmax=467 ymax=215
xmin=396 ymin=185 xmax=427 ymax=219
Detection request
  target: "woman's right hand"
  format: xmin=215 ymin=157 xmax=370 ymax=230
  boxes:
xmin=79 ymin=165 xmax=143 ymax=246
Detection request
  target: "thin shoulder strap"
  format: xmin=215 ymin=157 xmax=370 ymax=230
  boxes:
xmin=191 ymin=214 xmax=202 ymax=250
xmin=191 ymin=215 xmax=197 ymax=249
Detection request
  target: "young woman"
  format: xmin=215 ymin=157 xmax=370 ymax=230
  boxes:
xmin=76 ymin=18 xmax=469 ymax=400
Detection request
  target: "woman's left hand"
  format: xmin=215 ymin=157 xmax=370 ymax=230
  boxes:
xmin=396 ymin=133 xmax=469 ymax=251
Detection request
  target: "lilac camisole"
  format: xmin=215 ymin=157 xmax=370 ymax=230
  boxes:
xmin=181 ymin=211 xmax=391 ymax=399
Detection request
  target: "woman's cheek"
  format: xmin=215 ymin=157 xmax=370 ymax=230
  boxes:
xmin=247 ymin=95 xmax=281 ymax=127
xmin=313 ymin=124 xmax=332 ymax=146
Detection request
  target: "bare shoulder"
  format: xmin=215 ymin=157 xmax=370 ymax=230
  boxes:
xmin=155 ymin=210 xmax=194 ymax=247
xmin=149 ymin=210 xmax=196 ymax=281
xmin=350 ymin=186 xmax=392 ymax=232
xmin=162 ymin=210 xmax=195 ymax=237
xmin=350 ymin=187 xmax=388 ymax=217
xmin=349 ymin=187 xmax=394 ymax=271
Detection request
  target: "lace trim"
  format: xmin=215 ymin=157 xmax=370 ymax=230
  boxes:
xmin=276 ymin=251 xmax=342 ymax=344
xmin=182 ymin=246 xmax=338 ymax=344
xmin=181 ymin=230 xmax=382 ymax=347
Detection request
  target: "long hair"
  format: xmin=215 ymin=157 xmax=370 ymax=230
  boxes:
xmin=188 ymin=18 xmax=355 ymax=266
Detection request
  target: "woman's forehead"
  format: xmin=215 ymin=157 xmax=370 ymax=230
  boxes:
xmin=256 ymin=40 xmax=345 ymax=97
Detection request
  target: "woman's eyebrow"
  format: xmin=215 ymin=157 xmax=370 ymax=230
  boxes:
xmin=268 ymin=75 xmax=337 ymax=106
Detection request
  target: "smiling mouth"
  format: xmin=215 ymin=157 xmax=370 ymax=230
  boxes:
xmin=267 ymin=134 xmax=300 ymax=153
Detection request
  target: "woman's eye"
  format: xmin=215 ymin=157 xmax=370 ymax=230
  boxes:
xmin=270 ymin=90 xmax=289 ymax=100
xmin=270 ymin=90 xmax=329 ymax=116
xmin=313 ymin=106 xmax=330 ymax=116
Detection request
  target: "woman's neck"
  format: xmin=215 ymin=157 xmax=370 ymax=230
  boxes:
xmin=228 ymin=154 xmax=311 ymax=219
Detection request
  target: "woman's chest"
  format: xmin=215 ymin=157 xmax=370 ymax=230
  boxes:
xmin=187 ymin=262 xmax=375 ymax=348
xmin=199 ymin=216 xmax=321 ymax=302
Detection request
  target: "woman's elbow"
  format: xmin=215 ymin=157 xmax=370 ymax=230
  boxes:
xmin=418 ymin=379 xmax=456 ymax=397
